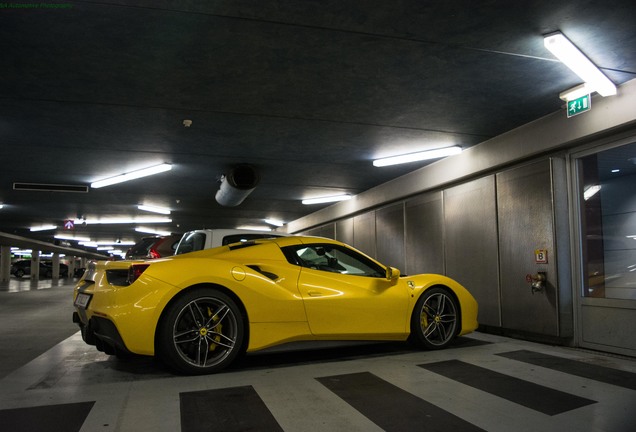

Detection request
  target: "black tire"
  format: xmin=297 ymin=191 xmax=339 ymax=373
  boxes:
xmin=410 ymin=287 xmax=459 ymax=349
xmin=156 ymin=288 xmax=245 ymax=375
xmin=15 ymin=269 xmax=24 ymax=278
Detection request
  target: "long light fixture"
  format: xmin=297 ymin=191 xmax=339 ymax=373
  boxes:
xmin=77 ymin=217 xmax=172 ymax=224
xmin=373 ymin=146 xmax=462 ymax=167
xmin=559 ymin=83 xmax=596 ymax=101
xmin=584 ymin=185 xmax=601 ymax=200
xmin=138 ymin=204 xmax=171 ymax=215
xmin=79 ymin=242 xmax=99 ymax=248
xmin=302 ymin=194 xmax=352 ymax=205
xmin=91 ymin=163 xmax=172 ymax=189
xmin=95 ymin=240 xmax=136 ymax=246
xmin=544 ymin=32 xmax=616 ymax=97
xmin=264 ymin=219 xmax=284 ymax=227
xmin=54 ymin=234 xmax=91 ymax=242
xmin=30 ymin=225 xmax=57 ymax=232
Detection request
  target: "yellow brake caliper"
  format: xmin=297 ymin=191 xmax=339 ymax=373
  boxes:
xmin=207 ymin=306 xmax=222 ymax=352
xmin=421 ymin=306 xmax=430 ymax=329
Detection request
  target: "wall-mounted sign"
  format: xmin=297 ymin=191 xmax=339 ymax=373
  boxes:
xmin=535 ymin=249 xmax=548 ymax=264
xmin=567 ymin=94 xmax=591 ymax=118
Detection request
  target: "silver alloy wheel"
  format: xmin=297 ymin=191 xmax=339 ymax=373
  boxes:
xmin=418 ymin=291 xmax=458 ymax=347
xmin=172 ymin=296 xmax=239 ymax=368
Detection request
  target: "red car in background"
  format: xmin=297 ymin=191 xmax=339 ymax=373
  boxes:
xmin=125 ymin=234 xmax=182 ymax=260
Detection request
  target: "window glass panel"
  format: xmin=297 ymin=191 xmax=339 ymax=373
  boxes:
xmin=292 ymin=244 xmax=385 ymax=277
xmin=579 ymin=142 xmax=636 ymax=299
xmin=175 ymin=232 xmax=206 ymax=254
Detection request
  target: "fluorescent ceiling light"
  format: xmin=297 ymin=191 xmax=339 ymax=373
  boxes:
xmin=30 ymin=225 xmax=57 ymax=232
xmin=559 ymin=83 xmax=595 ymax=101
xmin=0 ymin=204 xmax=3 ymax=209
xmin=302 ymin=194 xmax=352 ymax=205
xmin=95 ymin=240 xmax=136 ymax=246
xmin=135 ymin=227 xmax=172 ymax=236
xmin=373 ymin=146 xmax=462 ymax=167
xmin=78 ymin=217 xmax=172 ymax=224
xmin=264 ymin=219 xmax=284 ymax=227
xmin=544 ymin=32 xmax=616 ymax=97
xmin=138 ymin=204 xmax=171 ymax=215
xmin=79 ymin=241 xmax=99 ymax=247
xmin=91 ymin=163 xmax=172 ymax=189
xmin=97 ymin=246 xmax=114 ymax=251
xmin=55 ymin=234 xmax=91 ymax=242
xmin=584 ymin=185 xmax=601 ymax=200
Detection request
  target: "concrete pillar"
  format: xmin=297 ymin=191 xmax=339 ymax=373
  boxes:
xmin=52 ymin=253 xmax=60 ymax=280
xmin=30 ymin=251 xmax=40 ymax=281
xmin=0 ymin=245 xmax=11 ymax=283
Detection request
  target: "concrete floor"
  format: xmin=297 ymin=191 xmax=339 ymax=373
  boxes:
xmin=1 ymin=279 xmax=635 ymax=432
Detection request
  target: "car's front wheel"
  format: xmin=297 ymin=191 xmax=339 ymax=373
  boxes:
xmin=157 ymin=288 xmax=245 ymax=375
xmin=410 ymin=287 xmax=459 ymax=349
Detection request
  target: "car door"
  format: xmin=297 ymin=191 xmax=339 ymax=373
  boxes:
xmin=292 ymin=243 xmax=409 ymax=336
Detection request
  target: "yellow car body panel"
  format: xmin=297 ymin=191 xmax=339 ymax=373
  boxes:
xmin=297 ymin=266 xmax=409 ymax=337
xmin=74 ymin=236 xmax=478 ymax=359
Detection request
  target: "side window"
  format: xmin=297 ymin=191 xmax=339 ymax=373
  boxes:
xmin=175 ymin=232 xmax=206 ymax=255
xmin=288 ymin=244 xmax=385 ymax=277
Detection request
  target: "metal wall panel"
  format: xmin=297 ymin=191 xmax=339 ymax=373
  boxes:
xmin=335 ymin=218 xmax=354 ymax=245
xmin=302 ymin=223 xmax=335 ymax=239
xmin=444 ymin=176 xmax=500 ymax=327
xmin=581 ymin=304 xmax=636 ymax=351
xmin=405 ymin=192 xmax=444 ymax=275
xmin=497 ymin=160 xmax=558 ymax=335
xmin=353 ymin=212 xmax=376 ymax=258
xmin=376 ymin=203 xmax=406 ymax=271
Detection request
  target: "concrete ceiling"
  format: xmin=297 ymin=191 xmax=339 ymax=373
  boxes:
xmin=1 ymin=0 xmax=636 ymax=256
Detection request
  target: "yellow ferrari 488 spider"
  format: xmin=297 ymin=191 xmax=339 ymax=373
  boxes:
xmin=73 ymin=236 xmax=478 ymax=374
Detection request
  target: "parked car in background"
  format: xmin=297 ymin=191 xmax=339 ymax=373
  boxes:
xmin=125 ymin=234 xmax=183 ymax=260
xmin=11 ymin=260 xmax=70 ymax=278
xmin=73 ymin=236 xmax=478 ymax=375
xmin=57 ymin=263 xmax=69 ymax=277
xmin=11 ymin=260 xmax=50 ymax=278
xmin=174 ymin=229 xmax=285 ymax=255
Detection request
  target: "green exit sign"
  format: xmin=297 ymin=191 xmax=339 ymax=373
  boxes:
xmin=567 ymin=94 xmax=591 ymax=118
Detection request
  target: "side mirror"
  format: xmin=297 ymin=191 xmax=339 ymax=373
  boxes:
xmin=386 ymin=266 xmax=401 ymax=281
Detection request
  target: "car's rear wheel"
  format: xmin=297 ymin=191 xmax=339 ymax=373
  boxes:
xmin=410 ymin=287 xmax=458 ymax=349
xmin=157 ymin=288 xmax=244 ymax=375
xmin=15 ymin=269 xmax=24 ymax=278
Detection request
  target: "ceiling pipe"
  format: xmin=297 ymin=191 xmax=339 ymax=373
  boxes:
xmin=215 ymin=164 xmax=260 ymax=207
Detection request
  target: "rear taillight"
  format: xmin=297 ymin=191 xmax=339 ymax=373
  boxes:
xmin=148 ymin=248 xmax=161 ymax=259
xmin=128 ymin=264 xmax=150 ymax=284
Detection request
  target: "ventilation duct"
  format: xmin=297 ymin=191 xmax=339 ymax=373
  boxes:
xmin=215 ymin=164 xmax=259 ymax=207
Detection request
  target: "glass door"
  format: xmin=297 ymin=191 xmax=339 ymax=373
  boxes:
xmin=574 ymin=138 xmax=636 ymax=356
